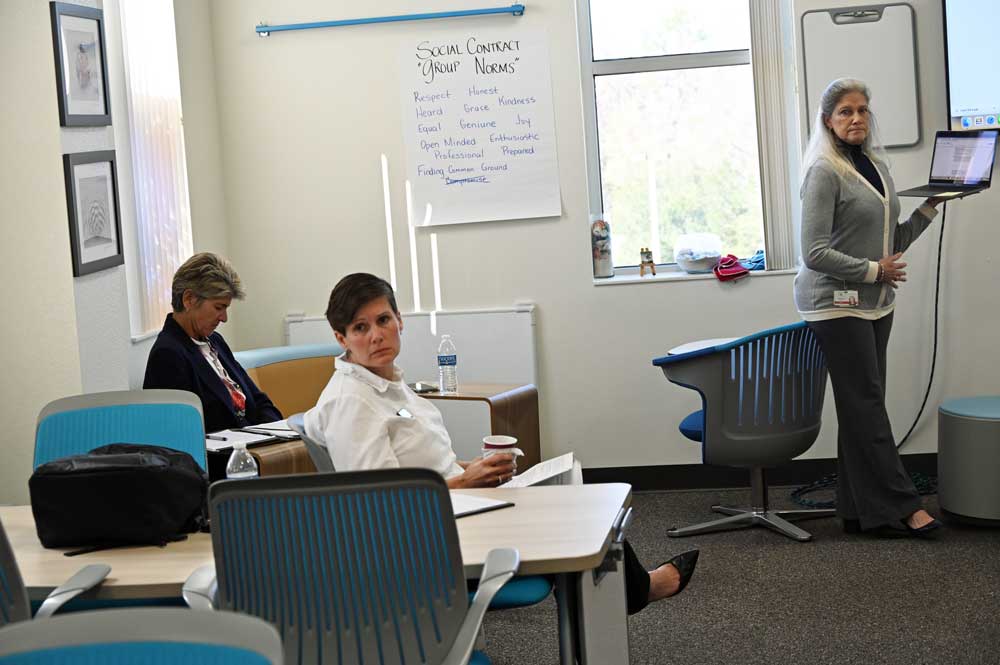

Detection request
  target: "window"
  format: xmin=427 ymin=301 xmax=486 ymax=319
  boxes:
xmin=119 ymin=0 xmax=193 ymax=333
xmin=579 ymin=0 xmax=798 ymax=273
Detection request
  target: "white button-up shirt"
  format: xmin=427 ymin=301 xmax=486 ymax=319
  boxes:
xmin=303 ymin=355 xmax=463 ymax=479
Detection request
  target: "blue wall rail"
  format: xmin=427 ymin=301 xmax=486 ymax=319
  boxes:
xmin=256 ymin=4 xmax=526 ymax=36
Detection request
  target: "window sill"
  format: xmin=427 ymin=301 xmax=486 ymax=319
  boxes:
xmin=592 ymin=266 xmax=797 ymax=286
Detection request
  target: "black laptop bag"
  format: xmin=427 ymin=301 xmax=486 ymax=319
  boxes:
xmin=29 ymin=444 xmax=209 ymax=550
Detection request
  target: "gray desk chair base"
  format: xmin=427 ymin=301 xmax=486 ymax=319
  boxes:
xmin=667 ymin=468 xmax=835 ymax=542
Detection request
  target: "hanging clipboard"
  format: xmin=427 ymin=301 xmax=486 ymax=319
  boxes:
xmin=802 ymin=3 xmax=920 ymax=148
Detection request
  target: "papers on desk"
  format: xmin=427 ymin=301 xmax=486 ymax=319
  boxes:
xmin=500 ymin=452 xmax=575 ymax=488
xmin=450 ymin=493 xmax=514 ymax=519
xmin=205 ymin=420 xmax=300 ymax=452
xmin=237 ymin=419 xmax=298 ymax=438
xmin=205 ymin=430 xmax=279 ymax=452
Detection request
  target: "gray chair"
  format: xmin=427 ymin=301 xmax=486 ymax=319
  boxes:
xmin=185 ymin=469 xmax=518 ymax=665
xmin=653 ymin=322 xmax=837 ymax=541
xmin=0 ymin=607 xmax=283 ymax=664
xmin=0 ymin=518 xmax=109 ymax=626
xmin=35 ymin=389 xmax=206 ymax=470
xmin=287 ymin=411 xmax=335 ymax=472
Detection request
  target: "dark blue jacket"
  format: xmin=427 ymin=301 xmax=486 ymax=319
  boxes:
xmin=143 ymin=314 xmax=282 ymax=433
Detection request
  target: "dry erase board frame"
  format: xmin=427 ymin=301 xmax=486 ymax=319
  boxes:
xmin=801 ymin=3 xmax=921 ymax=148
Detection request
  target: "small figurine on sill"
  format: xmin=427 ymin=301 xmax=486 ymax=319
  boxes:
xmin=639 ymin=247 xmax=656 ymax=276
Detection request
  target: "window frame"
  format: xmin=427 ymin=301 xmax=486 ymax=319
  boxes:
xmin=577 ymin=0 xmax=800 ymax=279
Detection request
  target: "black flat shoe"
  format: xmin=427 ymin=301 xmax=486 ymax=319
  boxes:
xmin=904 ymin=517 xmax=944 ymax=538
xmin=661 ymin=549 xmax=699 ymax=596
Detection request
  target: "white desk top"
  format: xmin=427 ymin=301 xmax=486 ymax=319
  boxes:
xmin=1 ymin=483 xmax=631 ymax=600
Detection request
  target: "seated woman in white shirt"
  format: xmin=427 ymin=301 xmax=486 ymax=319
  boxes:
xmin=304 ymin=272 xmax=699 ymax=615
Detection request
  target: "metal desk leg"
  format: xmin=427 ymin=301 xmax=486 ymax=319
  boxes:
xmin=554 ymin=572 xmax=579 ymax=665
xmin=554 ymin=550 xmax=630 ymax=664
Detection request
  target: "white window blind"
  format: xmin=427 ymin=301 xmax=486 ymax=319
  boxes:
xmin=118 ymin=0 xmax=193 ymax=333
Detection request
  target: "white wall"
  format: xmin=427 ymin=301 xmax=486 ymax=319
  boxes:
xmin=0 ymin=1 xmax=83 ymax=503
xmin=178 ymin=0 xmax=999 ymax=468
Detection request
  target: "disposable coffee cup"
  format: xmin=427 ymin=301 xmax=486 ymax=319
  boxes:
xmin=481 ymin=435 xmax=524 ymax=469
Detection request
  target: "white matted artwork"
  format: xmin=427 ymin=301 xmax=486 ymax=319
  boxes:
xmin=63 ymin=151 xmax=124 ymax=276
xmin=399 ymin=27 xmax=562 ymax=226
xmin=50 ymin=2 xmax=111 ymax=126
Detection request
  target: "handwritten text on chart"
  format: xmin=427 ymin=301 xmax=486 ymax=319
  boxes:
xmin=400 ymin=29 xmax=561 ymax=225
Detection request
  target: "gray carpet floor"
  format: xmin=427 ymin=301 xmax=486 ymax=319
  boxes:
xmin=481 ymin=487 xmax=1000 ymax=665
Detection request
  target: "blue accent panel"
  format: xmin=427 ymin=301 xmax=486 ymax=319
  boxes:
xmin=35 ymin=403 xmax=206 ymax=470
xmin=753 ymin=339 xmax=761 ymax=426
xmin=255 ymin=5 xmax=526 ymax=34
xmin=679 ymin=410 xmax=704 ymax=442
xmin=476 ymin=575 xmax=553 ymax=609
xmin=940 ymin=396 xmax=1000 ymax=420
xmin=0 ymin=642 xmax=271 ymax=665
xmin=234 ymin=343 xmax=342 ymax=369
xmin=471 ymin=650 xmax=493 ymax=665
xmin=737 ymin=345 xmax=745 ymax=427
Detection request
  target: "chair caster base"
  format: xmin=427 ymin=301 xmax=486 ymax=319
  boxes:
xmin=668 ymin=505 xmax=836 ymax=542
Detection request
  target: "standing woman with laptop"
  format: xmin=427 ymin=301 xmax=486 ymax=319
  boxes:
xmin=794 ymin=78 xmax=944 ymax=538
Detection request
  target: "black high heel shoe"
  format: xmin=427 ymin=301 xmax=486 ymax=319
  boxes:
xmin=661 ymin=549 xmax=699 ymax=596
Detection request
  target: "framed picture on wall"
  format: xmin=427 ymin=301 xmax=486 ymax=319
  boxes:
xmin=50 ymin=2 xmax=111 ymax=126
xmin=64 ymin=150 xmax=124 ymax=276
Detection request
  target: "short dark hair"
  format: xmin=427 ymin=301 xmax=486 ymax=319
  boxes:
xmin=325 ymin=273 xmax=399 ymax=334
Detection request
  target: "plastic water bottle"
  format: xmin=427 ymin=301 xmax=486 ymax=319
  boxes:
xmin=226 ymin=442 xmax=259 ymax=479
xmin=437 ymin=334 xmax=458 ymax=394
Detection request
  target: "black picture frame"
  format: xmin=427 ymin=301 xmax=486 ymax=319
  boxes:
xmin=64 ymin=151 xmax=124 ymax=276
xmin=50 ymin=2 xmax=112 ymax=127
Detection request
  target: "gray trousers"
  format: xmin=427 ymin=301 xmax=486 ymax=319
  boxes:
xmin=808 ymin=313 xmax=922 ymax=529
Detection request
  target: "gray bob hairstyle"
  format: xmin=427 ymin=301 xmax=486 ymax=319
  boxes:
xmin=800 ymin=77 xmax=887 ymax=180
xmin=171 ymin=252 xmax=246 ymax=312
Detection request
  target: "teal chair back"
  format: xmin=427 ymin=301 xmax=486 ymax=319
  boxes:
xmin=0 ymin=608 xmax=283 ymax=664
xmin=35 ymin=390 xmax=206 ymax=470
xmin=654 ymin=322 xmax=828 ymax=467
xmin=209 ymin=469 xmax=496 ymax=665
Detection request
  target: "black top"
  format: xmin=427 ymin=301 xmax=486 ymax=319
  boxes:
xmin=143 ymin=314 xmax=282 ymax=433
xmin=845 ymin=142 xmax=885 ymax=196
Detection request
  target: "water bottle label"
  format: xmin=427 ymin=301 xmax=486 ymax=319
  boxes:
xmin=437 ymin=354 xmax=457 ymax=366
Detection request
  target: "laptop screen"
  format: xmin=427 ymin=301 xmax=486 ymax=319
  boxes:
xmin=929 ymin=130 xmax=999 ymax=185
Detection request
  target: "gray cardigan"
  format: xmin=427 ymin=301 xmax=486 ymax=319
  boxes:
xmin=793 ymin=156 xmax=937 ymax=320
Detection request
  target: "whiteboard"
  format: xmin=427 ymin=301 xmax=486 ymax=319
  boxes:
xmin=285 ymin=305 xmax=537 ymax=385
xmin=399 ymin=27 xmax=561 ymax=226
xmin=802 ymin=4 xmax=920 ymax=148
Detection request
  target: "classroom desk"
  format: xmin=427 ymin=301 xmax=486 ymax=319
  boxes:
xmin=1 ymin=482 xmax=630 ymax=665
xmin=424 ymin=383 xmax=541 ymax=470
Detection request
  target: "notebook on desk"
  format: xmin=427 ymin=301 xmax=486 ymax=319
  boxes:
xmin=450 ymin=492 xmax=513 ymax=518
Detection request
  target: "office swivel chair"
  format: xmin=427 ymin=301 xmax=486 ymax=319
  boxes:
xmin=185 ymin=469 xmax=518 ymax=665
xmin=0 ymin=608 xmax=283 ymax=664
xmin=653 ymin=322 xmax=836 ymax=541
xmin=0 ymin=518 xmax=109 ymax=626
xmin=284 ymin=413 xmax=554 ymax=610
xmin=287 ymin=412 xmax=336 ymax=472
xmin=35 ymin=389 xmax=206 ymax=470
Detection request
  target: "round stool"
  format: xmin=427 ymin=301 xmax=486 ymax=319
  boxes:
xmin=939 ymin=396 xmax=1000 ymax=525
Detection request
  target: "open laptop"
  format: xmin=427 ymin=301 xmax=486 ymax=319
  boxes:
xmin=898 ymin=129 xmax=999 ymax=199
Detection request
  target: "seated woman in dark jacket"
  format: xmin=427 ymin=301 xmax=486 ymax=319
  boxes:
xmin=143 ymin=252 xmax=281 ymax=433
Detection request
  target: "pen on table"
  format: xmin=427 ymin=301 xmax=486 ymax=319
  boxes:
xmin=206 ymin=434 xmax=228 ymax=441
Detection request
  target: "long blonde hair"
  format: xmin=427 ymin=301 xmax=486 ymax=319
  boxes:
xmin=800 ymin=78 xmax=888 ymax=182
